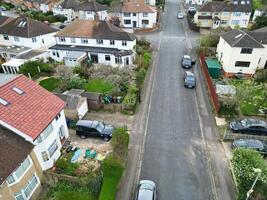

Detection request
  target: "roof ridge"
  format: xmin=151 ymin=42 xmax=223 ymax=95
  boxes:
xmin=231 ymin=30 xmax=246 ymax=47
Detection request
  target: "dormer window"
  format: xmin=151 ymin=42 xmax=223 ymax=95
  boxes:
xmin=0 ymin=98 xmax=9 ymax=106
xmin=12 ymin=87 xmax=24 ymax=95
xmin=233 ymin=1 xmax=238 ymax=4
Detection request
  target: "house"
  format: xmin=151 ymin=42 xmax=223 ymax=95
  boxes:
xmin=194 ymin=0 xmax=252 ymax=32
xmin=109 ymin=1 xmax=157 ymax=29
xmin=185 ymin=0 xmax=209 ymax=6
xmin=144 ymin=0 xmax=156 ymax=6
xmin=0 ymin=125 xmax=42 ymax=200
xmin=0 ymin=74 xmax=69 ymax=171
xmin=0 ymin=17 xmax=58 ymax=50
xmin=49 ymin=19 xmax=136 ymax=67
xmin=252 ymin=5 xmax=267 ymax=21
xmin=55 ymin=89 xmax=89 ymax=119
xmin=23 ymin=0 xmax=60 ymax=13
xmin=52 ymin=0 xmax=108 ymax=22
xmin=216 ymin=27 xmax=267 ymax=77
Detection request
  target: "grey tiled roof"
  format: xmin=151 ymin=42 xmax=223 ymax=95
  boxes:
xmin=60 ymin=0 xmax=108 ymax=11
xmin=221 ymin=28 xmax=267 ymax=48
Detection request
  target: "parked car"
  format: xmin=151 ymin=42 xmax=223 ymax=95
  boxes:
xmin=232 ymin=139 xmax=267 ymax=156
xmin=76 ymin=120 xmax=114 ymax=141
xmin=177 ymin=12 xmax=184 ymax=19
xmin=136 ymin=180 xmax=157 ymax=200
xmin=181 ymin=55 xmax=195 ymax=69
xmin=188 ymin=7 xmax=196 ymax=12
xmin=230 ymin=118 xmax=267 ymax=135
xmin=184 ymin=71 xmax=196 ymax=88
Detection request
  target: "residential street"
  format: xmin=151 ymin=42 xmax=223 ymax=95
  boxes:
xmin=117 ymin=0 xmax=236 ymax=199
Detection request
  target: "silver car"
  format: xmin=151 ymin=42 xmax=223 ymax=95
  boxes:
xmin=177 ymin=13 xmax=184 ymax=19
xmin=136 ymin=180 xmax=157 ymax=200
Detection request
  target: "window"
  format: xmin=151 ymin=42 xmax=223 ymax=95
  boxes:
xmin=48 ymin=140 xmax=58 ymax=157
xmin=96 ymin=39 xmax=103 ymax=44
xmin=241 ymin=48 xmax=253 ymax=54
xmin=245 ymin=12 xmax=250 ymax=15
xmin=42 ymin=151 xmax=49 ymax=162
xmin=231 ymin=20 xmax=239 ymax=25
xmin=15 ymin=158 xmax=31 ymax=179
xmin=3 ymin=34 xmax=9 ymax=40
xmin=233 ymin=0 xmax=238 ymax=4
xmin=124 ymin=19 xmax=131 ymax=24
xmin=14 ymin=36 xmax=20 ymax=42
xmin=115 ymin=55 xmax=122 ymax=64
xmin=258 ymin=58 xmax=261 ymax=64
xmin=133 ymin=13 xmax=136 ymax=16
xmin=105 ymin=55 xmax=111 ymax=61
xmin=12 ymin=87 xmax=24 ymax=95
xmin=221 ymin=20 xmax=227 ymax=24
xmin=124 ymin=12 xmax=131 ymax=17
xmin=222 ymin=12 xmax=228 ymax=16
xmin=55 ymin=112 xmax=61 ymax=120
xmin=81 ymin=38 xmax=88 ymax=44
xmin=24 ymin=174 xmax=39 ymax=198
xmin=142 ymin=20 xmax=149 ymax=25
xmin=242 ymin=19 xmax=248 ymax=25
xmin=71 ymin=37 xmax=76 ymax=43
xmin=110 ymin=40 xmax=115 ymax=45
xmin=52 ymin=51 xmax=56 ymax=56
xmin=214 ymin=12 xmax=219 ymax=15
xmin=0 ymin=97 xmax=9 ymax=106
xmin=87 ymin=11 xmax=92 ymax=14
xmin=7 ymin=175 xmax=15 ymax=184
xmin=14 ymin=192 xmax=24 ymax=200
xmin=41 ymin=124 xmax=53 ymax=141
xmin=122 ymin=41 xmax=127 ymax=46
xmin=58 ymin=125 xmax=65 ymax=139
xmin=233 ymin=12 xmax=241 ymax=16
xmin=59 ymin=37 xmax=66 ymax=42
xmin=201 ymin=12 xmax=207 ymax=15
xmin=32 ymin=37 xmax=37 ymax=43
xmin=235 ymin=61 xmax=250 ymax=67
xmin=143 ymin=13 xmax=148 ymax=17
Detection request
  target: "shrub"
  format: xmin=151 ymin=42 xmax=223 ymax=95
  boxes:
xmin=251 ymin=15 xmax=267 ymax=30
xmin=231 ymin=148 xmax=267 ymax=200
xmin=123 ymin=83 xmax=138 ymax=109
xmin=19 ymin=60 xmax=53 ymax=78
xmin=136 ymin=68 xmax=147 ymax=89
xmin=143 ymin=52 xmax=152 ymax=69
xmin=65 ymin=77 xmax=87 ymax=90
xmin=254 ymin=69 xmax=267 ymax=83
xmin=99 ymin=155 xmax=124 ymax=200
xmin=55 ymin=153 xmax=79 ymax=176
xmin=218 ymin=100 xmax=238 ymax=119
xmin=73 ymin=66 xmax=88 ymax=78
xmin=96 ymin=0 xmax=113 ymax=5
xmin=110 ymin=127 xmax=129 ymax=161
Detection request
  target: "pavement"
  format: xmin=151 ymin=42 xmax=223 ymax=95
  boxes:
xmin=117 ymin=0 xmax=236 ymax=199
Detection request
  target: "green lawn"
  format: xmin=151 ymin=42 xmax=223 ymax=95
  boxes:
xmin=99 ymin=156 xmax=124 ymax=200
xmin=39 ymin=77 xmax=61 ymax=91
xmin=229 ymin=80 xmax=267 ymax=116
xmin=84 ymin=79 xmax=114 ymax=94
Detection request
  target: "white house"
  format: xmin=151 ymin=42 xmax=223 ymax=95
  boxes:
xmin=52 ymin=0 xmax=108 ymax=22
xmin=194 ymin=0 xmax=252 ymax=32
xmin=109 ymin=1 xmax=157 ymax=29
xmin=49 ymin=19 xmax=136 ymax=67
xmin=0 ymin=74 xmax=69 ymax=171
xmin=216 ymin=27 xmax=267 ymax=77
xmin=252 ymin=5 xmax=267 ymax=21
xmin=0 ymin=17 xmax=58 ymax=50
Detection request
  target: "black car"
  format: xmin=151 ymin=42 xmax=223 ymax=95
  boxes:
xmin=230 ymin=118 xmax=267 ymax=135
xmin=233 ymin=139 xmax=267 ymax=156
xmin=184 ymin=71 xmax=196 ymax=88
xmin=76 ymin=120 xmax=114 ymax=141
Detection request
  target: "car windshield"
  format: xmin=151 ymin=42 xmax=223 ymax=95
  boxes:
xmin=241 ymin=119 xmax=249 ymax=126
xmin=96 ymin=122 xmax=105 ymax=133
xmin=140 ymin=183 xmax=153 ymax=191
xmin=187 ymin=75 xmax=195 ymax=81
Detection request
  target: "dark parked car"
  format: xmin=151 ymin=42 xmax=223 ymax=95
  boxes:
xmin=230 ymin=118 xmax=267 ymax=135
xmin=136 ymin=180 xmax=157 ymax=200
xmin=233 ymin=139 xmax=267 ymax=156
xmin=76 ymin=120 xmax=114 ymax=141
xmin=184 ymin=71 xmax=196 ymax=88
xmin=181 ymin=55 xmax=196 ymax=69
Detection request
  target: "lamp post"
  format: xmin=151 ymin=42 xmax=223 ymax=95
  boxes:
xmin=245 ymin=168 xmax=262 ymax=200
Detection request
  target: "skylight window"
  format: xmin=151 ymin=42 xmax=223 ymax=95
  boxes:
xmin=17 ymin=21 xmax=27 ymax=28
xmin=235 ymin=34 xmax=243 ymax=38
xmin=12 ymin=87 xmax=24 ymax=95
xmin=0 ymin=98 xmax=9 ymax=106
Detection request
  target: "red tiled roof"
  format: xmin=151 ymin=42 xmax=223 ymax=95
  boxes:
xmin=0 ymin=75 xmax=65 ymax=140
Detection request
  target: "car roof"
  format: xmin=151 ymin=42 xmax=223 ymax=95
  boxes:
xmin=234 ymin=139 xmax=265 ymax=149
xmin=76 ymin=120 xmax=99 ymax=128
xmin=137 ymin=180 xmax=155 ymax=200
xmin=137 ymin=189 xmax=154 ymax=200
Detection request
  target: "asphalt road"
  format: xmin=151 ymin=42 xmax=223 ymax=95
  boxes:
xmin=139 ymin=1 xmax=218 ymax=200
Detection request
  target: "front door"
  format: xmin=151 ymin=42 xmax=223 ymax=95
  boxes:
xmin=133 ymin=21 xmax=137 ymax=28
xmin=90 ymin=54 xmax=98 ymax=63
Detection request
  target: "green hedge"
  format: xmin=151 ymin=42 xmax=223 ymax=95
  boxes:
xmin=19 ymin=61 xmax=53 ymax=78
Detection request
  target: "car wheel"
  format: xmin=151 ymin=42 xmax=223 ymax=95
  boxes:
xmin=80 ymin=135 xmax=86 ymax=139
xmin=103 ymin=137 xmax=109 ymax=142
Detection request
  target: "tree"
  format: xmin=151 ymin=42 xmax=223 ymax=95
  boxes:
xmin=251 ymin=15 xmax=267 ymax=30
xmin=56 ymin=66 xmax=73 ymax=81
xmin=108 ymin=16 xmax=121 ymax=27
xmin=19 ymin=60 xmax=53 ymax=78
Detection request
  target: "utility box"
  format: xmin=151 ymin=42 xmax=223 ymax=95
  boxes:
xmin=205 ymin=58 xmax=221 ymax=79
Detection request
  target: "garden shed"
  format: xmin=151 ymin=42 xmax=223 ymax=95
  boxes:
xmin=205 ymin=58 xmax=221 ymax=79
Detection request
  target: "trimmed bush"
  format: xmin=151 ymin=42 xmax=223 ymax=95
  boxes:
xmin=65 ymin=77 xmax=87 ymax=90
xmin=19 ymin=61 xmax=53 ymax=78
